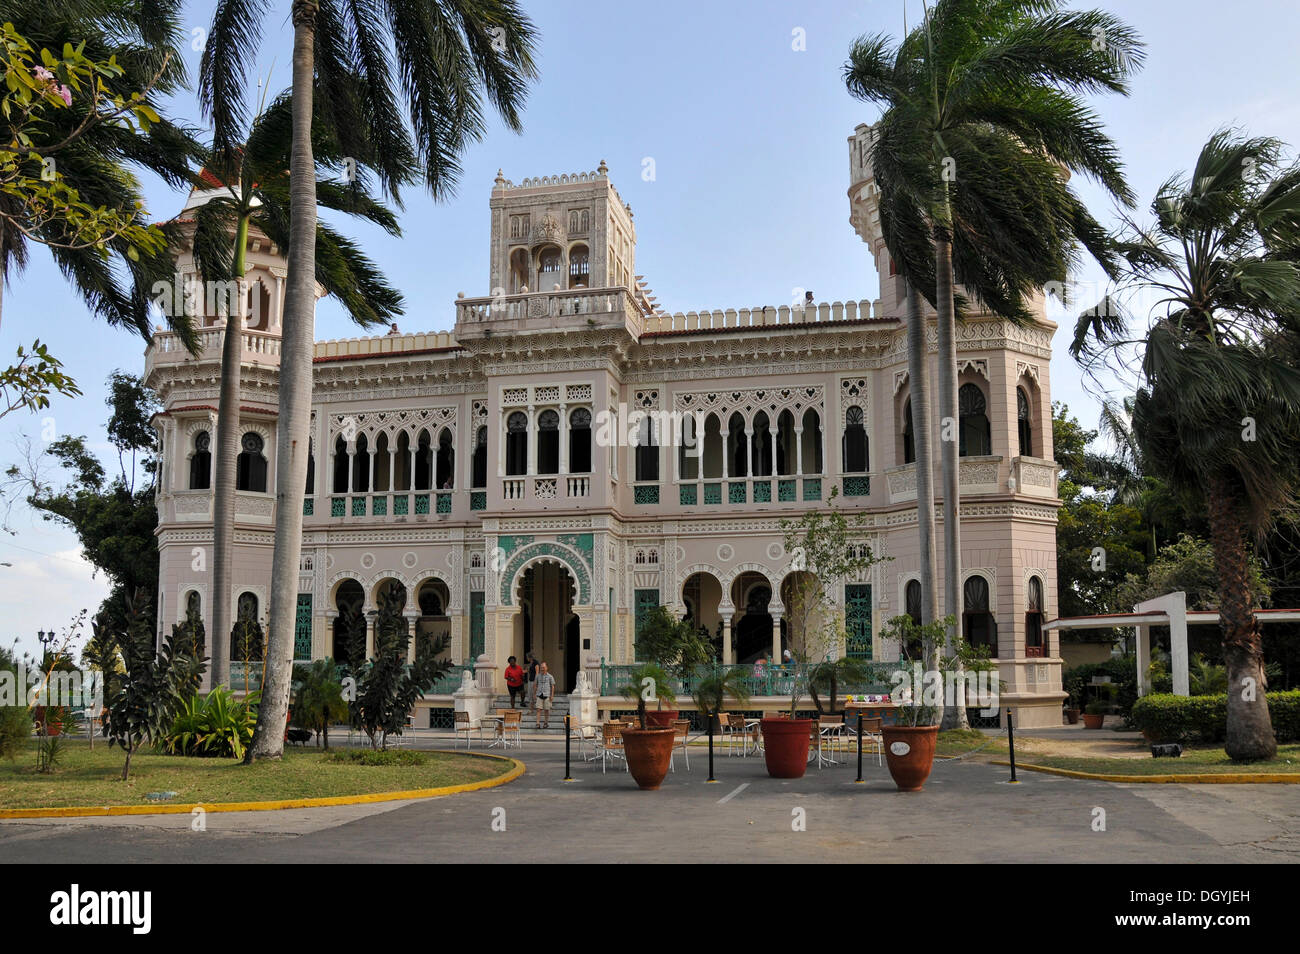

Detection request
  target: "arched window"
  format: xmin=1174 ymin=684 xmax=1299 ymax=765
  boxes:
xmin=776 ymin=410 xmax=796 ymax=476
xmin=435 ymin=428 xmax=455 ymax=488
xmin=189 ymin=431 xmax=211 ymax=490
xmin=842 ymin=406 xmax=868 ymax=473
xmin=727 ymin=413 xmax=747 ymax=477
xmin=702 ymin=414 xmax=723 ymax=478
xmin=350 ymin=433 xmax=370 ymax=493
xmin=962 ymin=575 xmax=996 ymax=653
xmin=635 ymin=415 xmax=658 ymax=481
xmin=1017 ymin=387 xmax=1033 ymax=457
xmin=246 ymin=279 xmax=272 ymax=331
xmin=678 ymin=413 xmax=699 ymax=480
xmin=236 ymin=432 xmax=267 ymax=492
xmin=958 ymin=384 xmax=991 ymax=457
xmin=333 ymin=579 xmax=364 ymax=664
xmin=417 ymin=581 xmax=445 ymax=617
xmin=905 ymin=579 xmax=922 ymax=626
xmin=374 ymin=432 xmax=391 ymax=491
xmin=538 ymin=247 xmax=561 ymax=288
xmin=233 ymin=591 xmax=263 ymax=661
xmin=537 ymin=410 xmax=559 ymax=475
xmin=903 ymin=399 xmax=915 ymax=465
xmin=186 ymin=590 xmax=202 ymax=617
xmin=751 ymin=411 xmax=772 ymax=477
xmin=415 ymin=429 xmax=432 ymax=490
xmin=332 ymin=435 xmax=349 ymax=492
xmin=472 ymin=426 xmax=487 ymax=488
xmin=568 ymin=409 xmax=591 ymax=473
xmin=305 ymin=438 xmax=315 ymax=495
xmin=1025 ymin=576 xmax=1045 ymax=657
xmin=802 ymin=408 xmax=823 ymax=474
xmin=568 ymin=244 xmax=589 ymax=289
xmin=395 ymin=431 xmax=412 ymax=490
xmin=506 ymin=412 xmax=528 ymax=476
xmin=509 ymin=248 xmax=528 ymax=294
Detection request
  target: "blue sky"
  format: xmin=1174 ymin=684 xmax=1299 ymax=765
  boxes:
xmin=3 ymin=0 xmax=1299 ymax=658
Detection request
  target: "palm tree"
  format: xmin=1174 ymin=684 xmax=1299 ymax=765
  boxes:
xmin=199 ymin=0 xmax=538 ymax=761
xmin=845 ymin=0 xmax=1143 ymax=727
xmin=184 ymin=91 xmax=405 ymax=690
xmin=1072 ymin=130 xmax=1300 ymax=761
xmin=1 ymin=0 xmax=200 ymax=343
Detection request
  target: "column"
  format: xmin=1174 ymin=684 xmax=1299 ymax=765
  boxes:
xmin=770 ymin=608 xmax=782 ymax=662
xmin=367 ymin=443 xmax=376 ymax=497
xmin=404 ymin=613 xmax=419 ymax=664
xmin=365 ymin=609 xmax=377 ymax=660
xmin=526 ymin=405 xmax=536 ymax=476
xmin=346 ymin=442 xmax=354 ymax=494
xmin=558 ymin=403 xmax=569 ymax=476
xmin=722 ymin=609 xmax=734 ymax=665
xmin=768 ymin=427 xmax=777 ymax=480
xmin=795 ymin=427 xmax=804 ymax=476
xmin=1135 ymin=624 xmax=1150 ymax=697
xmin=497 ymin=409 xmax=507 ymax=477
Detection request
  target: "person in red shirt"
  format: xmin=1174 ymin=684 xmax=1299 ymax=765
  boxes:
xmin=504 ymin=656 xmax=526 ymax=709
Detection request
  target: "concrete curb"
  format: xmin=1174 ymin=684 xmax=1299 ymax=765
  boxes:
xmin=0 ymin=750 xmax=524 ymax=819
xmin=994 ymin=760 xmax=1300 ymax=784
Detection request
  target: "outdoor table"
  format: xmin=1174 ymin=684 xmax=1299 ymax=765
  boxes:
xmin=481 ymin=714 xmax=506 ymax=748
xmin=742 ymin=718 xmax=762 ymax=756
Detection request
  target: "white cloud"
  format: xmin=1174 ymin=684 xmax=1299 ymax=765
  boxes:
xmin=0 ymin=532 xmax=108 ymax=663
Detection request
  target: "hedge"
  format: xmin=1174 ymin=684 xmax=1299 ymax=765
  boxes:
xmin=1130 ymin=690 xmax=1300 ymax=744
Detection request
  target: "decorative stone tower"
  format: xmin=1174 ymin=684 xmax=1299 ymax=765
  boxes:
xmin=487 ymin=161 xmax=637 ymax=297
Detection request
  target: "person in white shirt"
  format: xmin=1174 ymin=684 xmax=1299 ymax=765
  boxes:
xmin=533 ymin=661 xmax=557 ymax=729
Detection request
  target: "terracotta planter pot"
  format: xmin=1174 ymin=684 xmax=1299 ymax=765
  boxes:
xmin=881 ymin=724 xmax=939 ymax=792
xmin=645 ymin=710 xmax=679 ymax=728
xmin=1082 ymin=712 xmax=1106 ymax=730
xmin=621 ymin=727 xmax=677 ymax=790
xmin=760 ymin=718 xmax=812 ymax=779
xmin=32 ymin=706 xmax=63 ymax=736
xmin=1064 ymin=708 xmax=1080 ymax=725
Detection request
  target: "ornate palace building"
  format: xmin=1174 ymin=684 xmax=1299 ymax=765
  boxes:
xmin=144 ymin=125 xmax=1066 ymax=727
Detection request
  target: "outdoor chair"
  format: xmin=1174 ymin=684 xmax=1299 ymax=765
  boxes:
xmin=453 ymin=710 xmax=478 ymax=749
xmin=860 ymin=716 xmax=883 ymax=766
xmin=715 ymin=712 xmax=731 ymax=752
xmin=500 ymin=709 xmax=522 ymax=748
xmin=568 ymin=715 xmax=599 ymax=761
xmin=819 ymin=715 xmax=847 ymax=758
xmin=727 ymin=713 xmax=754 ymax=757
xmin=597 ymin=722 xmax=627 ymax=773
xmin=669 ymin=719 xmax=690 ymax=772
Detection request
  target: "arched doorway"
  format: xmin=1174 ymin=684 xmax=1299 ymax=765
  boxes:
xmin=514 ymin=562 xmax=578 ymax=692
xmin=731 ymin=571 xmax=773 ymax=663
xmin=682 ymin=571 xmax=723 ymax=656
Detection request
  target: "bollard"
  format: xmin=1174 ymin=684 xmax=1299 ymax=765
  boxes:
xmin=707 ymin=711 xmax=717 ymax=783
xmin=1007 ymin=707 xmax=1018 ymax=783
xmin=855 ymin=712 xmax=864 ymax=783
xmin=563 ymin=714 xmax=573 ymax=781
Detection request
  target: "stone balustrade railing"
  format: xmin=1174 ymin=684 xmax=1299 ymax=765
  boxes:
xmin=640 ymin=298 xmax=885 ymax=333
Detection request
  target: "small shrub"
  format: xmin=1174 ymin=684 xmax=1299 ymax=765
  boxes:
xmin=327 ymin=749 xmax=427 ymax=767
xmin=1131 ymin=691 xmax=1300 ymax=745
xmin=161 ymin=687 xmax=259 ymax=759
xmin=0 ymin=704 xmax=31 ymax=761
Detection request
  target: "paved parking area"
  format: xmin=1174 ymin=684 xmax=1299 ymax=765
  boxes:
xmin=3 ymin=743 xmax=1297 ymax=863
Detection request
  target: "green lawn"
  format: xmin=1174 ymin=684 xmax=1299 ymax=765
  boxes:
xmin=0 ymin=740 xmax=513 ymax=810
xmin=1023 ymin=744 xmax=1300 ymax=776
xmin=936 ymin=729 xmax=1008 ymax=758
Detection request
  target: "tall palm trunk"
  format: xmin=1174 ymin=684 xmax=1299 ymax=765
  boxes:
xmin=1207 ymin=475 xmax=1276 ymax=761
xmin=934 ymin=223 xmax=969 ymax=730
xmin=905 ymin=281 xmax=940 ymax=698
xmin=247 ymin=0 xmax=318 ymax=761
xmin=210 ymin=213 xmax=250 ymax=690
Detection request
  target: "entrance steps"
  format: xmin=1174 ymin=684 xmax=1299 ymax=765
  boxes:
xmin=488 ymin=695 xmax=570 ymax=733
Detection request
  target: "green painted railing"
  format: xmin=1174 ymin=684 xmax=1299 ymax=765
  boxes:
xmin=597 ymin=660 xmax=899 ymax=698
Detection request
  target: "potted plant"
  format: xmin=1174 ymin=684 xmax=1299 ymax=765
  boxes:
xmin=1082 ymin=699 xmax=1108 ymax=729
xmin=691 ymin=666 xmax=752 ymax=737
xmin=764 ymin=489 xmax=887 ymax=778
xmin=878 ymin=613 xmax=989 ymax=792
xmin=633 ymin=606 xmax=712 ymax=727
xmin=1064 ymin=694 xmax=1081 ymax=725
xmin=618 ymin=663 xmax=679 ymax=790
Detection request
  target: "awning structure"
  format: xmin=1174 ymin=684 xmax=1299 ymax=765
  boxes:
xmin=1045 ymin=592 xmax=1300 ymax=697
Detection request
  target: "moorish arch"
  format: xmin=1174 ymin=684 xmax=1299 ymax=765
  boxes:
xmin=499 ymin=542 xmax=591 ymax=606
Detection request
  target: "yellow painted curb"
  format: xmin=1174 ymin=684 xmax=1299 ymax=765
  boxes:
xmin=0 ymin=750 xmax=524 ymax=819
xmin=994 ymin=760 xmax=1300 ymax=784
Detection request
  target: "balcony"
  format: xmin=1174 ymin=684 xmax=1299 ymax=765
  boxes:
xmin=500 ymin=474 xmax=594 ymax=506
xmin=314 ymin=491 xmax=455 ymax=521
xmin=667 ymin=477 xmax=825 ymax=507
xmin=145 ymin=327 xmax=282 ymax=380
xmin=455 ymin=286 xmax=646 ymax=339
xmin=1010 ymin=455 xmax=1059 ymax=499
